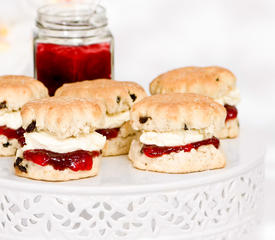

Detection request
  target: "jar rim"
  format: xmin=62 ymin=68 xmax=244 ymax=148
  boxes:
xmin=37 ymin=3 xmax=107 ymax=29
xmin=37 ymin=3 xmax=105 ymax=17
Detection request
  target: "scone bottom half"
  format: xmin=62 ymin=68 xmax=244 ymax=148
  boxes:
xmin=128 ymin=93 xmax=227 ymax=174
xmin=128 ymin=130 xmax=226 ymax=174
xmin=14 ymin=96 xmax=107 ymax=181
xmin=14 ymin=121 xmax=105 ymax=181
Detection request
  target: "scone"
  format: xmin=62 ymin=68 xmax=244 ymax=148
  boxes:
xmin=55 ymin=79 xmax=147 ymax=156
xmin=150 ymin=66 xmax=240 ymax=138
xmin=128 ymin=93 xmax=226 ymax=174
xmin=0 ymin=75 xmax=48 ymax=156
xmin=14 ymin=96 xmax=106 ymax=181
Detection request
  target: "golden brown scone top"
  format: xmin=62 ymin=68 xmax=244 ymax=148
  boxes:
xmin=150 ymin=66 xmax=236 ymax=99
xmin=55 ymin=79 xmax=147 ymax=114
xmin=130 ymin=93 xmax=226 ymax=132
xmin=0 ymin=75 xmax=49 ymax=110
xmin=21 ymin=96 xmax=106 ymax=138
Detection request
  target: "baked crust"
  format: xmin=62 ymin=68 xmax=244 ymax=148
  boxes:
xmin=150 ymin=66 xmax=236 ymax=99
xmin=128 ymin=140 xmax=226 ymax=173
xmin=215 ymin=118 xmax=239 ymax=139
xmin=14 ymin=156 xmax=101 ymax=181
xmin=21 ymin=96 xmax=106 ymax=138
xmin=130 ymin=93 xmax=226 ymax=132
xmin=55 ymin=79 xmax=147 ymax=114
xmin=0 ymin=75 xmax=48 ymax=110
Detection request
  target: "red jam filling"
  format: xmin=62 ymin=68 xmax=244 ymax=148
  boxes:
xmin=23 ymin=149 xmax=100 ymax=171
xmin=0 ymin=126 xmax=25 ymax=146
xmin=224 ymin=104 xmax=238 ymax=121
xmin=36 ymin=42 xmax=112 ymax=95
xmin=141 ymin=137 xmax=220 ymax=158
xmin=96 ymin=128 xmax=120 ymax=140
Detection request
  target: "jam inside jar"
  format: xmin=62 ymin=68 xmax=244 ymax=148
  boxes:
xmin=34 ymin=3 xmax=114 ymax=95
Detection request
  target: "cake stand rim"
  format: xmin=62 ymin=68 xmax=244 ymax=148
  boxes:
xmin=0 ymin=150 xmax=265 ymax=195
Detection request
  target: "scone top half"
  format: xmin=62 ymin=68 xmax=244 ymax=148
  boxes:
xmin=55 ymin=79 xmax=147 ymax=147
xmin=14 ymin=96 xmax=107 ymax=180
xmin=0 ymin=75 xmax=49 ymax=111
xmin=20 ymin=96 xmax=106 ymax=138
xmin=0 ymin=75 xmax=48 ymax=156
xmin=130 ymin=93 xmax=226 ymax=155
xmin=150 ymin=66 xmax=240 ymax=106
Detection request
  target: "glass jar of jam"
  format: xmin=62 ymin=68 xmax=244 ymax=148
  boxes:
xmin=33 ymin=3 xmax=114 ymax=95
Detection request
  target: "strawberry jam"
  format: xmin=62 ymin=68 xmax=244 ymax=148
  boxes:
xmin=141 ymin=137 xmax=220 ymax=158
xmin=96 ymin=128 xmax=120 ymax=140
xmin=35 ymin=42 xmax=112 ymax=95
xmin=23 ymin=149 xmax=100 ymax=171
xmin=0 ymin=126 xmax=25 ymax=146
xmin=224 ymin=104 xmax=238 ymax=121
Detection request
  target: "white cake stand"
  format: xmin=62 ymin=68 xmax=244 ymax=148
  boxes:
xmin=0 ymin=128 xmax=264 ymax=240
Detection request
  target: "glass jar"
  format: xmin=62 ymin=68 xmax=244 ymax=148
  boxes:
xmin=33 ymin=3 xmax=114 ymax=95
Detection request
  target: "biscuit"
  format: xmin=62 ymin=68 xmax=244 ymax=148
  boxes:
xmin=55 ymin=79 xmax=147 ymax=114
xmin=215 ymin=118 xmax=239 ymax=139
xmin=128 ymin=139 xmax=226 ymax=173
xmin=0 ymin=75 xmax=48 ymax=110
xmin=150 ymin=66 xmax=236 ymax=99
xmin=130 ymin=93 xmax=226 ymax=132
xmin=14 ymin=156 xmax=101 ymax=181
xmin=21 ymin=96 xmax=106 ymax=138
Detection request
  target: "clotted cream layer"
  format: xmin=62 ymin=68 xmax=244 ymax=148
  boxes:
xmin=215 ymin=88 xmax=240 ymax=106
xmin=140 ymin=129 xmax=213 ymax=147
xmin=22 ymin=131 xmax=106 ymax=153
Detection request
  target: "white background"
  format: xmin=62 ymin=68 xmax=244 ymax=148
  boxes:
xmin=0 ymin=0 xmax=275 ymax=239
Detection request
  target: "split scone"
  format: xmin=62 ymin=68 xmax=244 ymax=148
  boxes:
xmin=128 ymin=93 xmax=226 ymax=174
xmin=55 ymin=79 xmax=147 ymax=156
xmin=0 ymin=75 xmax=48 ymax=156
xmin=14 ymin=97 xmax=106 ymax=181
xmin=150 ymin=66 xmax=240 ymax=138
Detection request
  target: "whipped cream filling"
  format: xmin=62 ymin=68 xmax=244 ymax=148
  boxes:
xmin=215 ymin=88 xmax=240 ymax=106
xmin=101 ymin=111 xmax=130 ymax=129
xmin=140 ymin=129 xmax=213 ymax=147
xmin=22 ymin=131 xmax=106 ymax=153
xmin=0 ymin=111 xmax=22 ymax=129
